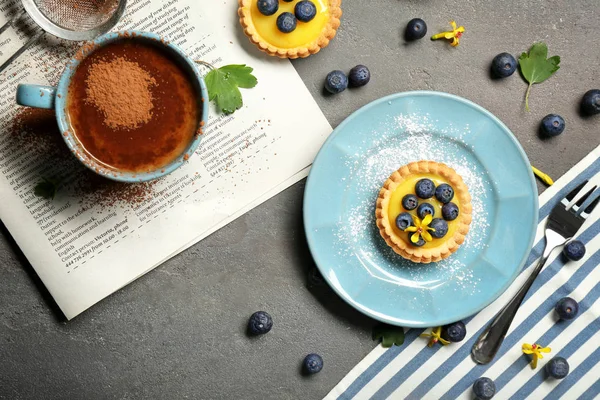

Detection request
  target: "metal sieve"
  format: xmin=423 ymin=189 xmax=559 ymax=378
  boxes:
xmin=0 ymin=0 xmax=127 ymax=72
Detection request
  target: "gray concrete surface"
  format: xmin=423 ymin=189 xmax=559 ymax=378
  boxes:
xmin=1 ymin=1 xmax=599 ymax=399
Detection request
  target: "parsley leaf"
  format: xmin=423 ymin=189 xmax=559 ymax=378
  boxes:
xmin=34 ymin=177 xmax=60 ymax=200
xmin=372 ymin=324 xmax=405 ymax=348
xmin=204 ymin=64 xmax=258 ymax=114
xmin=519 ymin=42 xmax=560 ymax=111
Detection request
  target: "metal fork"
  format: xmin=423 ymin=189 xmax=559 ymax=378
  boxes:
xmin=471 ymin=179 xmax=600 ymax=364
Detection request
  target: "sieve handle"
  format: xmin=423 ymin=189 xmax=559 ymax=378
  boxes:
xmin=16 ymin=83 xmax=56 ymax=109
xmin=0 ymin=29 xmax=43 ymax=74
xmin=0 ymin=8 xmax=26 ymax=35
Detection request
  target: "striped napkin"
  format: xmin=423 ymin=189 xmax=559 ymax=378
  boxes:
xmin=326 ymin=145 xmax=600 ymax=400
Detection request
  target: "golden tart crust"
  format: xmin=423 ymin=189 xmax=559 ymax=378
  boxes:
xmin=376 ymin=161 xmax=472 ymax=264
xmin=238 ymin=0 xmax=342 ymax=59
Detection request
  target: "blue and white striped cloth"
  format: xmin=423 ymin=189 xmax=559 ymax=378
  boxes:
xmin=326 ymin=145 xmax=600 ymax=400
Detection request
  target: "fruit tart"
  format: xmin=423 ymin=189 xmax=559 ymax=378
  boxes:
xmin=238 ymin=0 xmax=342 ymax=59
xmin=376 ymin=161 xmax=472 ymax=263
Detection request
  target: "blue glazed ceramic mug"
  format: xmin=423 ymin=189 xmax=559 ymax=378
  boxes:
xmin=15 ymin=31 xmax=209 ymax=183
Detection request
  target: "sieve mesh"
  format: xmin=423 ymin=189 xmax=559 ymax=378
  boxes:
xmin=33 ymin=0 xmax=120 ymax=31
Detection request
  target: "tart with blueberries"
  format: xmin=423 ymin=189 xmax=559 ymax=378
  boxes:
xmin=238 ymin=0 xmax=342 ymax=59
xmin=376 ymin=161 xmax=472 ymax=263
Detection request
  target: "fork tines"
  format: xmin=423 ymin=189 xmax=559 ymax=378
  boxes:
xmin=561 ymin=179 xmax=600 ymax=219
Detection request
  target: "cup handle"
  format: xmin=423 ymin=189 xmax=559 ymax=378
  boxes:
xmin=16 ymin=84 xmax=56 ymax=109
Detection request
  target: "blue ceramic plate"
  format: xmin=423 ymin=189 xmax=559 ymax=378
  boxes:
xmin=303 ymin=91 xmax=538 ymax=328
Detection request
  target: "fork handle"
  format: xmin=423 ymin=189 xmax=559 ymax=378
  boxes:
xmin=471 ymin=233 xmax=565 ymax=364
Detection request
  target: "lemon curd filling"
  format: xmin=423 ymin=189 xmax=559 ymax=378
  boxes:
xmin=250 ymin=0 xmax=330 ymax=48
xmin=388 ymin=174 xmax=459 ymax=249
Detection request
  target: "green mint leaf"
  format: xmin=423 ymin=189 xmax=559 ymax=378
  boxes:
xmin=218 ymin=65 xmax=258 ymax=88
xmin=518 ymin=42 xmax=560 ymax=111
xmin=372 ymin=324 xmax=405 ymax=348
xmin=34 ymin=177 xmax=59 ymax=200
xmin=204 ymin=64 xmax=258 ymax=114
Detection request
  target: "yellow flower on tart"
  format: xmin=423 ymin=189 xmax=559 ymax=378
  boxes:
xmin=406 ymin=214 xmax=436 ymax=244
xmin=376 ymin=161 xmax=472 ymax=263
xmin=238 ymin=0 xmax=342 ymax=59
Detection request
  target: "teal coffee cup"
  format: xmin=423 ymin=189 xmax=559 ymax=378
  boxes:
xmin=16 ymin=30 xmax=209 ymax=182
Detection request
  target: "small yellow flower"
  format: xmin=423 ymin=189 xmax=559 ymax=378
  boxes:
xmin=420 ymin=326 xmax=451 ymax=347
xmin=406 ymin=214 xmax=436 ymax=244
xmin=532 ymin=166 xmax=554 ymax=186
xmin=431 ymin=21 xmax=465 ymax=47
xmin=522 ymin=343 xmax=551 ymax=369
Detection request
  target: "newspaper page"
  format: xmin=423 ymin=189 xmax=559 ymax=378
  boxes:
xmin=0 ymin=0 xmax=332 ymax=319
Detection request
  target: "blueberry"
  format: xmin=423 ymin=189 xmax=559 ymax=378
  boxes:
xmin=441 ymin=321 xmax=466 ymax=342
xmin=417 ymin=203 xmax=435 ymax=219
xmin=409 ymin=233 xmax=426 ymax=247
xmin=294 ymin=0 xmax=317 ymax=22
xmin=324 ymin=70 xmax=348 ymax=94
xmin=563 ymin=240 xmax=586 ymax=261
xmin=541 ymin=114 xmax=565 ymax=137
xmin=248 ymin=311 xmax=273 ymax=335
xmin=348 ymin=65 xmax=371 ymax=88
xmin=555 ymin=297 xmax=579 ymax=320
xmin=491 ymin=53 xmax=517 ymax=78
xmin=303 ymin=353 xmax=323 ymax=374
xmin=430 ymin=218 xmax=449 ymax=239
xmin=405 ymin=18 xmax=427 ymax=41
xmin=473 ymin=377 xmax=496 ymax=400
xmin=257 ymin=0 xmax=278 ymax=16
xmin=415 ymin=179 xmax=435 ymax=199
xmin=442 ymin=202 xmax=459 ymax=221
xmin=307 ymin=267 xmax=325 ymax=287
xmin=276 ymin=12 xmax=297 ymax=33
xmin=581 ymin=89 xmax=600 ymax=115
xmin=545 ymin=357 xmax=569 ymax=379
xmin=435 ymin=183 xmax=454 ymax=204
xmin=395 ymin=212 xmax=414 ymax=231
xmin=402 ymin=194 xmax=418 ymax=210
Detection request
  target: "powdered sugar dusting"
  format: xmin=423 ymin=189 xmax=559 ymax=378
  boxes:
xmin=335 ymin=113 xmax=493 ymax=294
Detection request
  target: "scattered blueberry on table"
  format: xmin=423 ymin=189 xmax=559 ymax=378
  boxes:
xmin=395 ymin=212 xmax=414 ymax=231
xmin=441 ymin=321 xmax=466 ymax=342
xmin=473 ymin=377 xmax=496 ymax=400
xmin=442 ymin=202 xmax=459 ymax=221
xmin=415 ymin=178 xmax=435 ymax=199
xmin=581 ymin=89 xmax=600 ymax=115
xmin=563 ymin=240 xmax=586 ymax=261
xmin=307 ymin=266 xmax=325 ymax=287
xmin=248 ymin=311 xmax=273 ymax=335
xmin=417 ymin=203 xmax=435 ymax=219
xmin=491 ymin=53 xmax=517 ymax=78
xmin=294 ymin=0 xmax=317 ymax=22
xmin=405 ymin=18 xmax=427 ymax=41
xmin=546 ymin=356 xmax=570 ymax=379
xmin=429 ymin=218 xmax=448 ymax=239
xmin=348 ymin=65 xmax=371 ymax=88
xmin=303 ymin=353 xmax=324 ymax=374
xmin=324 ymin=70 xmax=348 ymax=94
xmin=435 ymin=183 xmax=454 ymax=204
xmin=555 ymin=297 xmax=579 ymax=320
xmin=276 ymin=12 xmax=297 ymax=33
xmin=540 ymin=114 xmax=565 ymax=137
xmin=257 ymin=0 xmax=278 ymax=16
xmin=402 ymin=194 xmax=419 ymax=210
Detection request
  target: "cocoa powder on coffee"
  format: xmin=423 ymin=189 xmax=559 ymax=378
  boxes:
xmin=84 ymin=57 xmax=156 ymax=130
xmin=68 ymin=39 xmax=200 ymax=173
